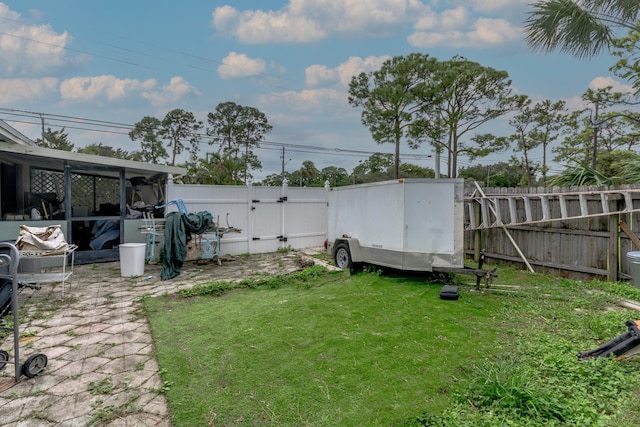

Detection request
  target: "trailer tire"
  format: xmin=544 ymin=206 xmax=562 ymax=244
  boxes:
xmin=334 ymin=243 xmax=352 ymax=270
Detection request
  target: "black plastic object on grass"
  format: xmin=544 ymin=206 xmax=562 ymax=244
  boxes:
xmin=579 ymin=320 xmax=640 ymax=360
xmin=439 ymin=285 xmax=459 ymax=300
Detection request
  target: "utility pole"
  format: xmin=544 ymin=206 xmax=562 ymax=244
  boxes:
xmin=592 ymin=101 xmax=599 ymax=170
xmin=40 ymin=114 xmax=45 ymax=146
xmin=281 ymin=146 xmax=285 ymax=182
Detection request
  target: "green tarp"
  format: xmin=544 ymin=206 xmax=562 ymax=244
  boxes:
xmin=161 ymin=211 xmax=213 ymax=280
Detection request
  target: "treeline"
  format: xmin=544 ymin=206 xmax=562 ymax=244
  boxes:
xmin=35 ymin=29 xmax=640 ymax=188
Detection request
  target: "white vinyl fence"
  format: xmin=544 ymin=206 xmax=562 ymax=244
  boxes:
xmin=165 ymin=177 xmax=329 ymax=256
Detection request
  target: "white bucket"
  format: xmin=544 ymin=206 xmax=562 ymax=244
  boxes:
xmin=119 ymin=243 xmax=146 ymax=277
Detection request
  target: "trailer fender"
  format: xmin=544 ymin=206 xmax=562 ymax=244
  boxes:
xmin=332 ymin=238 xmax=363 ymax=269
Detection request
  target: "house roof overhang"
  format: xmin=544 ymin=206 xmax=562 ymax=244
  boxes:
xmin=0 ymin=120 xmax=37 ymax=147
xmin=0 ymin=141 xmax=186 ymax=180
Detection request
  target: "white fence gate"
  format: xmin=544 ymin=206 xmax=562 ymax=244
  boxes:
xmin=165 ymin=178 xmax=328 ymax=256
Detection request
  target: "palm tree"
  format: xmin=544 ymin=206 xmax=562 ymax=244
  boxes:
xmin=524 ymin=0 xmax=640 ymax=59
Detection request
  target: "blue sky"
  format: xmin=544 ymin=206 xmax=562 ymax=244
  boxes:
xmin=0 ymin=1 xmax=630 ymax=180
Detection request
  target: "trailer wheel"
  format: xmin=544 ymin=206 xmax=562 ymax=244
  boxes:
xmin=0 ymin=349 xmax=8 ymax=371
xmin=22 ymin=353 xmax=47 ymax=378
xmin=334 ymin=243 xmax=352 ymax=269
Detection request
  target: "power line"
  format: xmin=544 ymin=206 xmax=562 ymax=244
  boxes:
xmin=0 ymin=109 xmax=436 ymax=161
xmin=0 ymin=30 xmax=152 ymax=69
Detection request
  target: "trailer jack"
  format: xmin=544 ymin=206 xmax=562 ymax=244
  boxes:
xmin=579 ymin=320 xmax=640 ymax=360
xmin=432 ymin=253 xmax=497 ymax=289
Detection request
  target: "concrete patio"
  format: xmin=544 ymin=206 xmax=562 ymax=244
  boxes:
xmin=0 ymin=249 xmax=328 ymax=426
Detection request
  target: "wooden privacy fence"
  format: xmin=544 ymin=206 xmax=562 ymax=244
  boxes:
xmin=464 ymin=184 xmax=640 ymax=281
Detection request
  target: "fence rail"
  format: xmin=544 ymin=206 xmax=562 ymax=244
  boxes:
xmin=464 ymin=184 xmax=640 ymax=281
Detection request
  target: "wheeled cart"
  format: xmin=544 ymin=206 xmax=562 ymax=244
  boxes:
xmin=0 ymin=242 xmax=48 ymax=389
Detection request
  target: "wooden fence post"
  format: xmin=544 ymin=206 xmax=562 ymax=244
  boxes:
xmin=474 ymin=202 xmax=482 ymax=262
xmin=609 ymin=211 xmax=619 ymax=282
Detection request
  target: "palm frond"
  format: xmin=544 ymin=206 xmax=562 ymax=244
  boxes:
xmin=617 ymin=158 xmax=640 ymax=183
xmin=548 ymin=162 xmax=615 ymax=186
xmin=524 ymin=0 xmax=640 ymax=59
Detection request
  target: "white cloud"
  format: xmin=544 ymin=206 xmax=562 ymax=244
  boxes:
xmin=211 ymin=1 xmax=524 ymax=50
xmin=211 ymin=5 xmax=239 ymax=33
xmin=0 ymin=3 xmax=82 ymax=76
xmin=589 ymin=76 xmax=634 ymax=94
xmin=217 ymin=52 xmax=267 ymax=79
xmin=212 ymin=0 xmax=428 ymax=44
xmin=259 ymin=88 xmax=347 ymax=112
xmin=469 ymin=0 xmax=528 ymax=14
xmin=563 ymin=77 xmax=638 ymax=115
xmin=261 ymin=55 xmax=391 ymax=135
xmin=562 ymin=95 xmax=586 ymax=112
xmin=60 ymin=75 xmax=157 ymax=102
xmin=0 ymin=77 xmax=58 ymax=104
xmin=413 ymin=13 xmax=438 ymax=31
xmin=142 ymin=76 xmax=200 ymax=107
xmin=58 ymin=75 xmax=199 ymax=108
xmin=440 ymin=6 xmax=469 ymax=29
xmin=305 ymin=55 xmax=391 ymax=87
xmin=409 ymin=16 xmax=521 ymax=48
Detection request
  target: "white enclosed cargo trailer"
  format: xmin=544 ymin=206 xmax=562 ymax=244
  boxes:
xmin=326 ymin=178 xmax=468 ymax=272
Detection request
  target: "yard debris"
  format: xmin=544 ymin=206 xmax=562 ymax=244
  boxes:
xmin=579 ymin=320 xmax=640 ymax=360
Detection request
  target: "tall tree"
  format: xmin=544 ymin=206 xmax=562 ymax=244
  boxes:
xmin=319 ymin=166 xmax=350 ymax=187
xmin=553 ymin=115 xmax=594 ymax=165
xmin=530 ymin=99 xmax=571 ymax=182
xmin=292 ymin=160 xmax=320 ymax=187
xmin=581 ymin=86 xmax=635 ymax=168
xmin=611 ymin=28 xmax=640 ymax=94
xmin=348 ymin=53 xmax=439 ymax=179
xmin=415 ymin=56 xmax=521 ymax=177
xmin=161 ymin=109 xmax=203 ymax=166
xmin=78 ymin=143 xmax=130 ymax=159
xmin=260 ymin=172 xmax=290 ymax=187
xmin=181 ymin=149 xmax=244 ymax=185
xmin=459 ymin=162 xmax=526 ymax=188
xmin=525 ymin=0 xmax=640 ymax=59
xmin=508 ymin=97 xmax=540 ymax=187
xmin=508 ymin=98 xmax=570 ymax=185
xmin=352 ymin=153 xmax=395 ymax=183
xmin=207 ymin=102 xmax=272 ymax=184
xmin=35 ymin=127 xmax=74 ymax=151
xmin=596 ymin=110 xmax=640 ymax=151
xmin=128 ymin=116 xmax=168 ymax=164
xmin=399 ymin=163 xmax=435 ymax=178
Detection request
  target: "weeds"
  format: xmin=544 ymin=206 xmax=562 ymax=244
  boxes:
xmin=180 ymin=281 xmax=232 ymax=298
xmin=179 ymin=265 xmax=329 ymax=297
xmin=88 ymin=377 xmax=115 ymax=395
xmin=28 ymin=410 xmax=49 ymax=421
xmin=87 ymin=396 xmax=139 ymax=426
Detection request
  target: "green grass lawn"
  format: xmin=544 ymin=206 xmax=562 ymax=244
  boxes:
xmin=144 ymin=263 xmax=640 ymax=427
